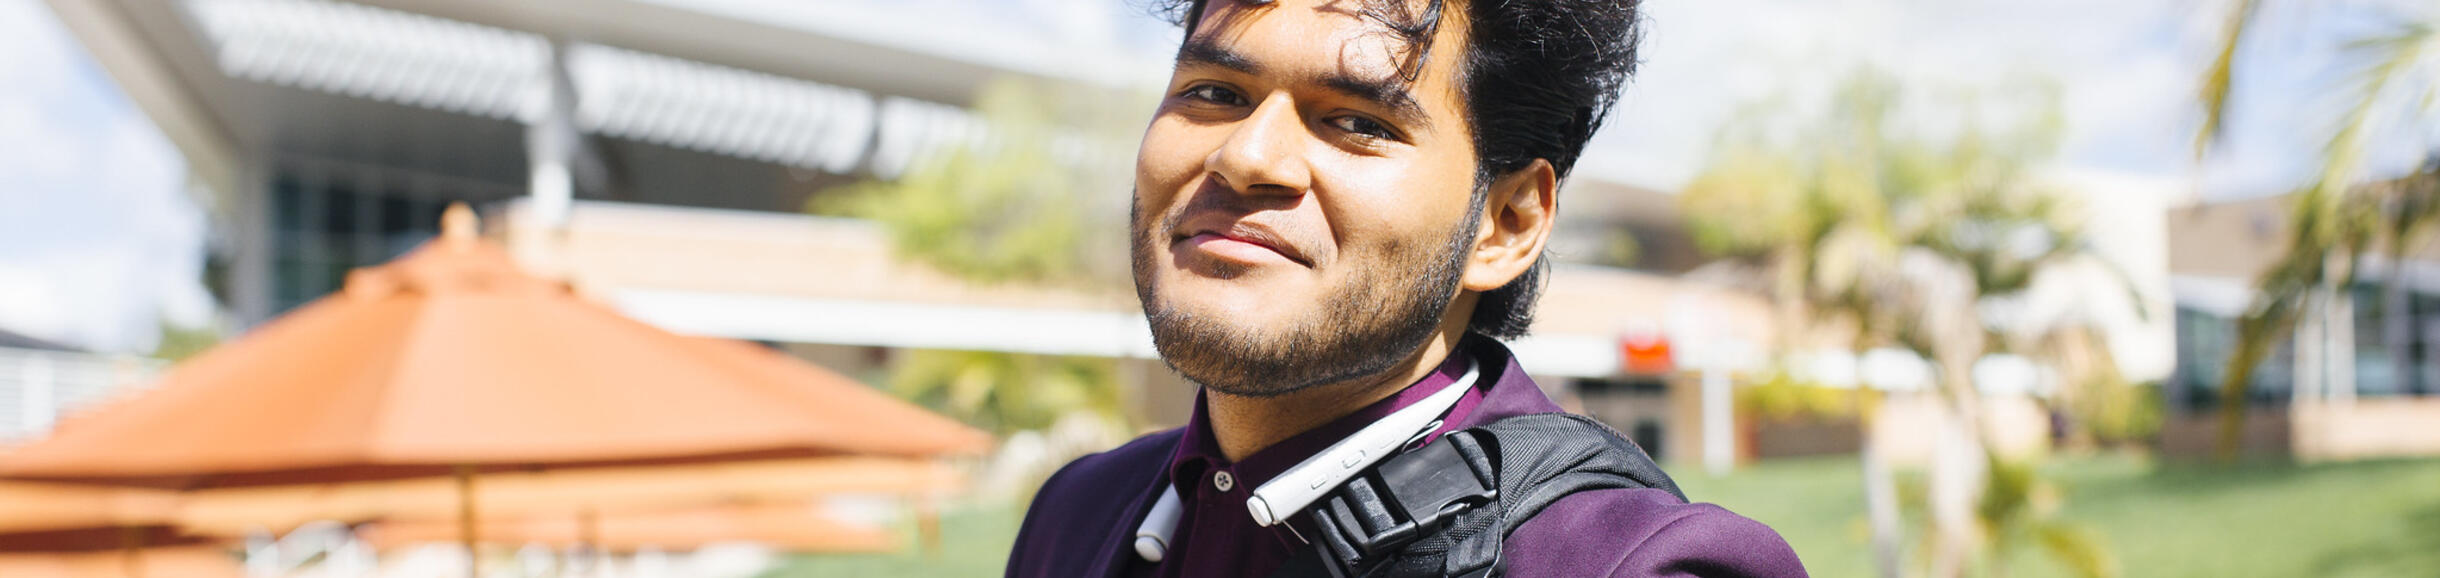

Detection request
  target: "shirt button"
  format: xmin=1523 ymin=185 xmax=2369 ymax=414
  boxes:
xmin=1214 ymin=470 xmax=1236 ymax=492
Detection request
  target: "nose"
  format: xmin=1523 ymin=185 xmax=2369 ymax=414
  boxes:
xmin=1205 ymin=91 xmax=1312 ymax=198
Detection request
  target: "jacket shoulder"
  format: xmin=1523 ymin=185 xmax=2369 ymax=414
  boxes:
xmin=1005 ymin=428 xmax=1183 ymax=578
xmin=1504 ymin=488 xmax=1808 ymax=578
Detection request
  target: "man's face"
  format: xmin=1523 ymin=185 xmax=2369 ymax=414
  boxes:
xmin=1132 ymin=0 xmax=1482 ymax=396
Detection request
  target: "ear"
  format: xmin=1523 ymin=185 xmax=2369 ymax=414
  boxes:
xmin=1464 ymin=159 xmax=1558 ymax=292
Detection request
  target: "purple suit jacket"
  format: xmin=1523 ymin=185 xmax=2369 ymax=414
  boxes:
xmin=1008 ymin=339 xmax=1808 ymax=577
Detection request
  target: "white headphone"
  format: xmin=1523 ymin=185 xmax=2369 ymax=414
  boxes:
xmin=1133 ymin=359 xmax=1481 ymax=562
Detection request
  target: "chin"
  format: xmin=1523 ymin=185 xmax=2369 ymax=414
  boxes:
xmin=1163 ymin=262 xmax=1317 ymax=311
xmin=1153 ymin=286 xmax=1287 ymax=329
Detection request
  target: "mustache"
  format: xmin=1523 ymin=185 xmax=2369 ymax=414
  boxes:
xmin=1155 ymin=185 xmax=1237 ymax=239
xmin=1150 ymin=181 xmax=1309 ymax=243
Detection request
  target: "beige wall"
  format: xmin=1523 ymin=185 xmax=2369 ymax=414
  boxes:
xmin=2170 ymin=192 xmax=2440 ymax=280
xmin=2294 ymin=398 xmax=2440 ymax=462
xmin=2167 ymin=195 xmax=2294 ymax=280
xmin=1535 ymin=265 xmax=1777 ymax=350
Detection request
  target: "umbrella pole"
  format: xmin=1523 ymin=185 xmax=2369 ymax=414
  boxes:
xmin=579 ymin=508 xmax=599 ymax=578
xmin=458 ymin=464 xmax=479 ymax=578
xmin=118 ymin=524 xmax=146 ymax=578
xmin=917 ymin=499 xmax=942 ymax=559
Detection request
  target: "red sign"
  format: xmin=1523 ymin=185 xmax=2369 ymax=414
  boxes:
xmin=1620 ymin=332 xmax=1673 ymax=375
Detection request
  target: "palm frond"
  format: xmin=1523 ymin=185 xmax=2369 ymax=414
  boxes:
xmin=2197 ymin=0 xmax=2261 ymax=160
xmin=2204 ymin=4 xmax=2440 ymax=458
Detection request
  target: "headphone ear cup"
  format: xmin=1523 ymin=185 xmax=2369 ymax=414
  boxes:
xmin=1134 ymin=487 xmax=1186 ymax=562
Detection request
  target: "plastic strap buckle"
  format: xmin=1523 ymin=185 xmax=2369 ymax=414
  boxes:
xmin=1302 ymin=431 xmax=1498 ymax=577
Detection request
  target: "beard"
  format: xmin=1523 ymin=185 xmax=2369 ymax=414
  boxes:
xmin=1132 ymin=195 xmax=1482 ymax=398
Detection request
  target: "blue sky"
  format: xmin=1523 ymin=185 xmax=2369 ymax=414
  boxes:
xmin=0 ymin=0 xmax=211 ymax=353
xmin=0 ymin=0 xmax=2430 ymax=352
xmin=1586 ymin=0 xmax=2432 ymax=196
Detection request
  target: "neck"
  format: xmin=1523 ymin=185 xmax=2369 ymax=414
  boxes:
xmin=1204 ymin=320 xmax=1472 ymax=462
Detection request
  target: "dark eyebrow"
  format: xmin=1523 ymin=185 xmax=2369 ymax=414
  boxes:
xmin=1175 ymin=37 xmax=1434 ymax=134
xmin=1321 ymin=72 xmax=1429 ymax=131
xmin=1176 ymin=37 xmax=1262 ymax=76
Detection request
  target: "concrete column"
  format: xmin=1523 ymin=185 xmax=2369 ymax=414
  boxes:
xmin=2420 ymin=317 xmax=2440 ymax=396
xmin=2295 ymin=289 xmax=2324 ymax=408
xmin=2331 ymin=288 xmax=2357 ymax=406
xmin=230 ymin=158 xmax=274 ymax=325
xmin=525 ymin=42 xmax=579 ymax=230
xmin=1702 ymin=367 xmax=1733 ymax=476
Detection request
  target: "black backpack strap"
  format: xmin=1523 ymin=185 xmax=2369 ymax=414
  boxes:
xmin=1314 ymin=431 xmax=1501 ymax=577
xmin=1270 ymin=413 xmax=1681 ymax=578
xmin=1267 ymin=547 xmax=1335 ymax=578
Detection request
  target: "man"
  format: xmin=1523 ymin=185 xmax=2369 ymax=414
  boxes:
xmin=1009 ymin=0 xmax=1806 ymax=576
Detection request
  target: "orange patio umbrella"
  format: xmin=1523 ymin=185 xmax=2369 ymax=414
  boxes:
xmin=0 ymin=205 xmax=989 ymax=573
xmin=0 ymin=481 xmax=227 ymax=578
xmin=357 ymin=500 xmax=896 ymax=554
xmin=0 ymin=481 xmax=180 ymax=537
xmin=0 ymin=548 xmax=243 ymax=578
xmin=174 ymin=455 xmax=959 ymax=536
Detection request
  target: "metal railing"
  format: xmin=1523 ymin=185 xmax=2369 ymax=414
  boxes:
xmin=0 ymin=346 xmax=165 ymax=442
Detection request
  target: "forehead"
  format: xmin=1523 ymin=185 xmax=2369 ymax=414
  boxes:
xmin=1185 ymin=0 xmax=1464 ymax=91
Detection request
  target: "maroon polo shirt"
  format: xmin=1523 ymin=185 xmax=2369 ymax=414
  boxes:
xmin=1130 ymin=353 xmax=1483 ymax=578
xmin=1009 ymin=335 xmax=1807 ymax=578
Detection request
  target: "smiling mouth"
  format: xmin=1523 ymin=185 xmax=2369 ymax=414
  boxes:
xmin=1173 ymin=230 xmax=1311 ymax=268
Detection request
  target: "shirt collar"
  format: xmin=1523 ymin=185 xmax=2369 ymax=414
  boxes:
xmin=1164 ymin=343 xmax=1482 ymax=499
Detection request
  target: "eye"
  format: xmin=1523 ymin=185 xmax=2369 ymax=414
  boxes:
xmin=1178 ymin=84 xmax=1249 ymax=107
xmin=1328 ymin=114 xmax=1399 ymax=141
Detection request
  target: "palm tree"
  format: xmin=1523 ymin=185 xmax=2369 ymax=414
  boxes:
xmin=1907 ymin=164 xmax=2137 ymax=578
xmin=1683 ymin=75 xmax=1914 ymax=578
xmin=1685 ymin=70 xmax=2129 ymax=578
xmin=2196 ymin=0 xmax=2440 ymax=460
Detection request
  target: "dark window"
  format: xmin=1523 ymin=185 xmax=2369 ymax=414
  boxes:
xmin=1577 ymin=377 xmax=1668 ymax=396
xmin=273 ymin=177 xmax=305 ymax=232
xmin=2171 ymin=306 xmax=2296 ymax=410
xmin=379 ymin=195 xmax=416 ymax=235
xmin=1631 ymin=419 xmax=1665 ymax=459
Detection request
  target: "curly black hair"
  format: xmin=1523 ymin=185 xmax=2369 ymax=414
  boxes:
xmin=1145 ymin=0 xmax=1646 ymax=340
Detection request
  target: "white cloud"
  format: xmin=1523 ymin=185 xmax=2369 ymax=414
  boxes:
xmin=0 ymin=264 xmax=69 ymax=341
xmin=0 ymin=0 xmax=210 ymax=353
xmin=1581 ymin=0 xmax=2272 ymax=194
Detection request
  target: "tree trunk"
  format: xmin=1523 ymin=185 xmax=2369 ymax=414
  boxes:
xmin=1927 ymin=365 xmax=1989 ymax=578
xmin=1924 ymin=307 xmax=1994 ymax=578
xmin=1773 ymin=243 xmax=1810 ymax=354
xmin=2386 ymin=265 xmax=2413 ymax=396
xmin=1861 ymin=431 xmax=1904 ymax=578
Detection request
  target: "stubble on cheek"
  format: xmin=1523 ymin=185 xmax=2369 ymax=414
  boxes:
xmin=1135 ymin=203 xmax=1479 ymax=398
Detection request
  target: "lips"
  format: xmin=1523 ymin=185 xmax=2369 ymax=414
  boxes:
xmin=1174 ymin=223 xmax=1312 ymax=267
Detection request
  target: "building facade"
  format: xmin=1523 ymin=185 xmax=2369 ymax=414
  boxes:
xmin=2166 ymin=193 xmax=2440 ymax=460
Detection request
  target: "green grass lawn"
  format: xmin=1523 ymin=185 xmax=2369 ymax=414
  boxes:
xmin=761 ymin=455 xmax=2440 ymax=577
xmin=1674 ymin=454 xmax=2440 ymax=578
xmin=756 ymin=503 xmax=1025 ymax=577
